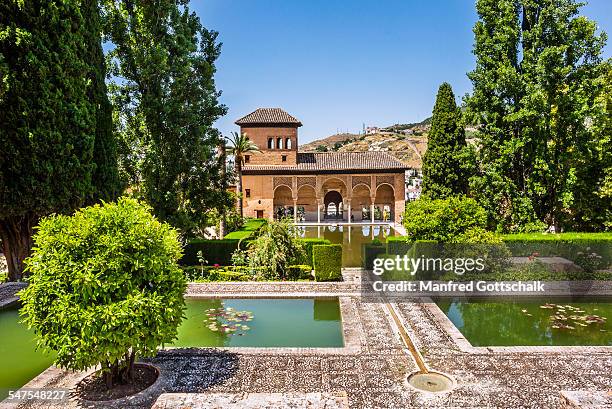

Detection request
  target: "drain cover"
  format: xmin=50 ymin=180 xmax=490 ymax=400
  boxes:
xmin=407 ymin=372 xmax=453 ymax=393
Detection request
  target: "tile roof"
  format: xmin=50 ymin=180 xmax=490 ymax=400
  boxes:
xmin=242 ymin=151 xmax=408 ymax=173
xmin=235 ymin=108 xmax=302 ymax=126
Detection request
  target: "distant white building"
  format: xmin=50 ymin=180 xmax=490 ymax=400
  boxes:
xmin=365 ymin=126 xmax=379 ymax=134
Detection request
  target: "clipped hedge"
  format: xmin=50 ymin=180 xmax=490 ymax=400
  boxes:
xmin=386 ymin=236 xmax=412 ymax=255
xmin=183 ymin=264 xmax=313 ymax=282
xmin=287 ymin=265 xmax=313 ymax=280
xmin=502 ymin=233 xmax=612 ymax=272
xmin=363 ymin=242 xmax=386 ymax=269
xmin=297 ymin=238 xmax=331 ymax=267
xmin=313 ymin=244 xmax=343 ymax=282
xmin=181 ymin=239 xmax=247 ymax=266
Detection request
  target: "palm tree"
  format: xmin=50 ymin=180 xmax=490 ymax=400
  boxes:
xmin=226 ymin=132 xmax=261 ymax=217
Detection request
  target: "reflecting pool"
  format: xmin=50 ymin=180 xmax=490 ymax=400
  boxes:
xmin=437 ymin=298 xmax=611 ymax=346
xmin=298 ymin=224 xmax=397 ymax=267
xmin=172 ymin=298 xmax=343 ymax=348
xmin=0 ymin=308 xmax=55 ymax=400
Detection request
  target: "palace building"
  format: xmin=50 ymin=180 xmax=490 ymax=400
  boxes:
xmin=237 ymin=108 xmax=407 ymax=223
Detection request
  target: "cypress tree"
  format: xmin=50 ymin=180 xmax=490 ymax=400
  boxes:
xmin=0 ymin=0 xmax=117 ymax=280
xmin=421 ymin=83 xmax=469 ymax=199
xmin=83 ymin=0 xmax=121 ymax=202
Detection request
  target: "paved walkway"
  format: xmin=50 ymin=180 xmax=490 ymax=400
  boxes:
xmin=3 ymin=276 xmax=611 ymax=409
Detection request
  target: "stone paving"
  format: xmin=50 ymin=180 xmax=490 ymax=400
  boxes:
xmin=3 ymin=275 xmax=611 ymax=409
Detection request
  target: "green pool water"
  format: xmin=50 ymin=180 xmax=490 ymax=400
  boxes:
xmin=0 ymin=308 xmax=55 ymax=401
xmin=172 ymin=298 xmax=343 ymax=348
xmin=437 ymin=298 xmax=611 ymax=346
xmin=299 ymin=224 xmax=396 ymax=267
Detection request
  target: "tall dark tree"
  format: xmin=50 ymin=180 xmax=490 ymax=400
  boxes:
xmin=103 ymin=0 xmax=230 ymax=235
xmin=467 ymin=0 xmax=607 ymax=232
xmin=83 ymin=0 xmax=121 ymax=202
xmin=0 ymin=0 xmax=117 ymax=280
xmin=421 ymin=83 xmax=470 ymax=198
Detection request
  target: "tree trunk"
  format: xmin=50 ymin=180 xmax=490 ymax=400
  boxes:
xmin=0 ymin=215 xmax=36 ymax=281
xmin=236 ymin=160 xmax=243 ymax=218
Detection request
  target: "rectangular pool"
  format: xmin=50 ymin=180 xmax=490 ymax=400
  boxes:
xmin=172 ymin=298 xmax=344 ymax=348
xmin=299 ymin=224 xmax=396 ymax=267
xmin=437 ymin=298 xmax=611 ymax=347
xmin=0 ymin=308 xmax=55 ymax=401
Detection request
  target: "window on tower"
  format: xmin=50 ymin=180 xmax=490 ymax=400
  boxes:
xmin=286 ymin=138 xmax=292 ymax=149
xmin=277 ymin=137 xmax=282 ymax=149
xmin=268 ymin=138 xmax=273 ymax=149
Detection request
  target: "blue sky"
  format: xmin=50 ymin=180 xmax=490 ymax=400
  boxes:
xmin=194 ymin=0 xmax=612 ymax=144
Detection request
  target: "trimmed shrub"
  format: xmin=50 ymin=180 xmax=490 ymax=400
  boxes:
xmin=313 ymin=244 xmax=343 ymax=282
xmin=386 ymin=236 xmax=413 ymax=255
xmin=297 ymin=238 xmax=331 ymax=266
xmin=363 ymin=243 xmax=386 ymax=269
xmin=403 ymin=196 xmax=487 ymax=242
xmin=287 ymin=265 xmax=313 ymax=280
xmin=182 ymin=239 xmax=247 ymax=266
xmin=19 ymin=198 xmax=186 ymax=387
xmin=502 ymin=232 xmax=612 ymax=271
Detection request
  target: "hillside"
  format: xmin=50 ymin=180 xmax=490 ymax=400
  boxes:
xmin=299 ymin=117 xmax=431 ymax=169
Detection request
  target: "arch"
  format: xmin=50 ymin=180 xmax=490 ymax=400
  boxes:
xmin=375 ymin=183 xmax=395 ymax=195
xmin=323 ymin=190 xmax=343 ymax=220
xmin=351 ymin=183 xmax=371 ymax=221
xmin=296 ymin=185 xmax=317 ymax=222
xmin=321 ymin=177 xmax=347 ymax=196
xmin=276 ymin=137 xmax=282 ymax=149
xmin=374 ymin=184 xmax=395 ymax=222
xmin=268 ymin=138 xmax=274 ymax=149
xmin=273 ymin=185 xmax=294 ymax=220
xmin=286 ymin=138 xmax=292 ymax=149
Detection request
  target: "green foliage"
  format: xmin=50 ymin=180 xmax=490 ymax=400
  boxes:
xmin=386 ymin=236 xmax=413 ymax=255
xmin=421 ymin=83 xmax=471 ymax=198
xmin=246 ymin=220 xmax=306 ymax=280
xmin=313 ymin=244 xmax=343 ymax=282
xmin=502 ymin=232 xmax=612 ymax=271
xmin=224 ymin=218 xmax=266 ymax=240
xmin=296 ymin=238 xmax=332 ymax=267
xmin=362 ymin=242 xmax=386 ymax=269
xmin=19 ymin=198 xmax=186 ymax=386
xmin=182 ymin=239 xmax=244 ymax=266
xmin=183 ymin=264 xmax=312 ymax=282
xmin=287 ymin=265 xmax=313 ymax=280
xmin=82 ymin=0 xmax=120 ymax=203
xmin=467 ymin=0 xmax=608 ymax=232
xmin=0 ymin=0 xmax=119 ymax=280
xmin=102 ymin=0 xmax=229 ymax=235
xmin=403 ymin=196 xmax=487 ymax=242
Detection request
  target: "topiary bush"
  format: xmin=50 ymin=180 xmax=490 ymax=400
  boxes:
xmin=313 ymin=244 xmax=342 ymax=281
xmin=19 ymin=198 xmax=186 ymax=388
xmin=297 ymin=238 xmax=331 ymax=267
xmin=181 ymin=239 xmax=246 ymax=265
xmin=403 ymin=196 xmax=487 ymax=242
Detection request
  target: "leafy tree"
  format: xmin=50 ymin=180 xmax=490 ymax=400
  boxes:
xmin=421 ymin=83 xmax=470 ymax=198
xmin=467 ymin=0 xmax=607 ymax=232
xmin=246 ymin=219 xmax=305 ymax=279
xmin=0 ymin=0 xmax=118 ymax=281
xmin=571 ymin=60 xmax=612 ymax=230
xmin=403 ymin=196 xmax=487 ymax=242
xmin=103 ymin=0 xmax=230 ymax=235
xmin=19 ymin=198 xmax=186 ymax=388
xmin=226 ymin=132 xmax=261 ymax=218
